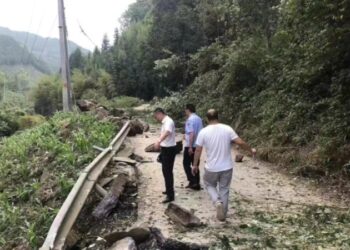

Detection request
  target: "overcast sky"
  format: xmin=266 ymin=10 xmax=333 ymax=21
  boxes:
xmin=0 ymin=0 xmax=136 ymax=50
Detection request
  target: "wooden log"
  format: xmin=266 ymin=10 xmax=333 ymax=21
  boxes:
xmin=92 ymin=174 xmax=128 ymax=219
xmin=95 ymin=184 xmax=108 ymax=197
xmin=164 ymin=203 xmax=202 ymax=228
xmin=99 ymin=176 xmax=115 ymax=187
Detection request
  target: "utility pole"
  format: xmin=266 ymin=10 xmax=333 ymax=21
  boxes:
xmin=58 ymin=0 xmax=73 ymax=112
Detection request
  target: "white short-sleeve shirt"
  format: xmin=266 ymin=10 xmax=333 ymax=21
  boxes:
xmin=161 ymin=116 xmax=176 ymax=147
xmin=196 ymin=123 xmax=238 ymax=172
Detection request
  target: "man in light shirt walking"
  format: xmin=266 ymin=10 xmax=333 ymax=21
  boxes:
xmin=192 ymin=109 xmax=256 ymax=221
xmin=154 ymin=108 xmax=177 ymax=203
xmin=183 ymin=104 xmax=203 ymax=190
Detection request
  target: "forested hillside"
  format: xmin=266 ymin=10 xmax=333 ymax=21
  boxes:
xmin=0 ymin=27 xmax=89 ymax=72
xmin=84 ymin=0 xmax=350 ymax=183
xmin=0 ymin=35 xmax=49 ymax=74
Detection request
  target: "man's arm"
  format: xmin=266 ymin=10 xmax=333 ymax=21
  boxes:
xmin=188 ymin=132 xmax=195 ymax=154
xmin=192 ymin=146 xmax=203 ymax=175
xmin=233 ymin=137 xmax=256 ymax=156
xmin=154 ymin=131 xmax=170 ymax=150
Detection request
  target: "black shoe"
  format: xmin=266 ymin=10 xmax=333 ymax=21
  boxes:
xmin=185 ymin=183 xmax=193 ymax=188
xmin=190 ymin=184 xmax=201 ymax=191
xmin=162 ymin=197 xmax=174 ymax=203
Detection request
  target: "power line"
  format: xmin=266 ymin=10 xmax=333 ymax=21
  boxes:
xmin=77 ymin=21 xmax=98 ymax=48
xmin=26 ymin=11 xmax=46 ymax=64
xmin=20 ymin=0 xmax=37 ymax=65
xmin=38 ymin=15 xmax=58 ymax=62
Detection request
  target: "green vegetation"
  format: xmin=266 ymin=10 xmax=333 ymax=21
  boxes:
xmin=0 ymin=112 xmax=117 ymax=249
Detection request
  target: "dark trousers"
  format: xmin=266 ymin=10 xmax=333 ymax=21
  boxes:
xmin=161 ymin=146 xmax=177 ymax=199
xmin=183 ymin=147 xmax=200 ymax=185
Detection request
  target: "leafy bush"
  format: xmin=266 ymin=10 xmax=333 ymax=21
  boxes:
xmin=0 ymin=113 xmax=19 ymax=137
xmin=108 ymin=96 xmax=143 ymax=109
xmin=31 ymin=76 xmax=62 ymax=116
xmin=0 ymin=112 xmax=117 ymax=248
xmin=18 ymin=115 xmax=46 ymax=130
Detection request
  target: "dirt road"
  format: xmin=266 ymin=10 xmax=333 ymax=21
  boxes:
xmin=130 ymin=126 xmax=350 ymax=249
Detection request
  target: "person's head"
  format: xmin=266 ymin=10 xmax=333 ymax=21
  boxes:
xmin=206 ymin=109 xmax=219 ymax=123
xmin=154 ymin=107 xmax=166 ymax=122
xmin=185 ymin=104 xmax=196 ymax=117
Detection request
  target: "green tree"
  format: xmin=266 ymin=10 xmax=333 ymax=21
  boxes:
xmin=32 ymin=76 xmax=62 ymax=116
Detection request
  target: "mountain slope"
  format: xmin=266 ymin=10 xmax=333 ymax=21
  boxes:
xmin=0 ymin=27 xmax=89 ymax=72
xmin=0 ymin=34 xmax=50 ymax=74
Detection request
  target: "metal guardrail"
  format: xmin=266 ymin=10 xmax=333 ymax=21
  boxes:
xmin=40 ymin=121 xmax=131 ymax=250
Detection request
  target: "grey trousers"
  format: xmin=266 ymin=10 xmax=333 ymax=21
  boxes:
xmin=203 ymin=168 xmax=233 ymax=215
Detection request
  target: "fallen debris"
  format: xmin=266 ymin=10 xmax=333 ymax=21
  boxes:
xmin=108 ymin=237 xmax=137 ymax=250
xmin=164 ymin=203 xmax=202 ymax=228
xmin=95 ymin=184 xmax=108 ymax=197
xmin=76 ymin=100 xmax=97 ymax=111
xmin=104 ymin=227 xmax=151 ymax=245
xmin=118 ymin=143 xmax=135 ymax=158
xmin=138 ymin=227 xmax=209 ymax=250
xmin=235 ymin=154 xmax=244 ymax=162
xmin=128 ymin=119 xmax=145 ymax=136
xmin=92 ymin=174 xmax=128 ymax=219
xmin=113 ymin=156 xmax=137 ymax=166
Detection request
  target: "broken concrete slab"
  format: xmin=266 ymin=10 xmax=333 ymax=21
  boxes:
xmin=165 ymin=203 xmax=202 ymax=228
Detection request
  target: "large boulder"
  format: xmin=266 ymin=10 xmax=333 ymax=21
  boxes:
xmin=76 ymin=100 xmax=97 ymax=111
xmin=128 ymin=119 xmax=144 ymax=136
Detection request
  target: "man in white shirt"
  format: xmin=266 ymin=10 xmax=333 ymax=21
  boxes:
xmin=193 ymin=109 xmax=256 ymax=221
xmin=154 ymin=108 xmax=177 ymax=203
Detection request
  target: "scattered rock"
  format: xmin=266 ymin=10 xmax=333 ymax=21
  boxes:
xmin=76 ymin=100 xmax=97 ymax=111
xmin=66 ymin=229 xmax=81 ymax=248
xmin=128 ymin=119 xmax=144 ymax=136
xmin=235 ymin=154 xmax=244 ymax=162
xmin=138 ymin=227 xmax=208 ymax=250
xmin=165 ymin=203 xmax=202 ymax=228
xmin=297 ymin=165 xmax=326 ymax=178
xmin=95 ymin=106 xmax=110 ymax=120
xmin=113 ymin=157 xmax=137 ymax=166
xmin=110 ymin=108 xmax=125 ymax=117
xmin=108 ymin=237 xmax=137 ymax=250
xmin=118 ymin=143 xmax=135 ymax=158
xmin=104 ymin=227 xmax=151 ymax=245
xmin=130 ymin=153 xmax=145 ymax=162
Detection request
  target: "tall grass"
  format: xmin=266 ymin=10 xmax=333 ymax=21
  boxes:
xmin=0 ymin=112 xmax=117 ymax=249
